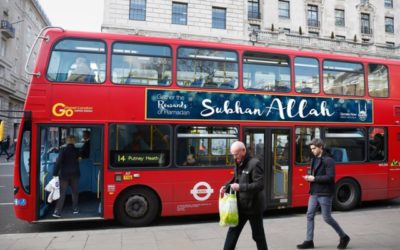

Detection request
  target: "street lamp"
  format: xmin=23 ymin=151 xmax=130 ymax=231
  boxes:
xmin=249 ymin=29 xmax=258 ymax=45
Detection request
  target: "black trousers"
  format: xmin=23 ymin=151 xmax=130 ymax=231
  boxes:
xmin=223 ymin=212 xmax=268 ymax=250
xmin=55 ymin=176 xmax=80 ymax=212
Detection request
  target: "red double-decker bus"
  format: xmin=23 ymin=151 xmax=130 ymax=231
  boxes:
xmin=14 ymin=27 xmax=400 ymax=226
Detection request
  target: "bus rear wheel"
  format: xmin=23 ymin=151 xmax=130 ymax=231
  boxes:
xmin=333 ymin=178 xmax=360 ymax=211
xmin=115 ymin=187 xmax=160 ymax=227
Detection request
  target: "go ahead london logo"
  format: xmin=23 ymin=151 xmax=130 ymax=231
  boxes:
xmin=52 ymin=103 xmax=94 ymax=117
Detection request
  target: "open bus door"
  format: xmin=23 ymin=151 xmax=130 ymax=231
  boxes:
xmin=37 ymin=125 xmax=103 ymax=221
xmin=243 ymin=127 xmax=292 ymax=210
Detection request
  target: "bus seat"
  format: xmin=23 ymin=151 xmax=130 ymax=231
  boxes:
xmin=220 ymin=81 xmax=235 ymax=89
xmin=330 ymin=147 xmax=349 ymax=163
xmin=191 ymin=79 xmax=203 ymax=87
xmin=301 ymin=87 xmax=312 ymax=93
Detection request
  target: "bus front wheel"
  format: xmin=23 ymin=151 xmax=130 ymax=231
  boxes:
xmin=115 ymin=187 xmax=160 ymax=227
xmin=333 ymin=178 xmax=360 ymax=211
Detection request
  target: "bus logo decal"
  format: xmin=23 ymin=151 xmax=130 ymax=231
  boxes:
xmin=51 ymin=102 xmax=94 ymax=117
xmin=146 ymin=90 xmax=373 ymax=123
xmin=190 ymin=181 xmax=214 ymax=201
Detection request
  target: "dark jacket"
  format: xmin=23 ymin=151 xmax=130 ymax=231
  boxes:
xmin=225 ymin=154 xmax=265 ymax=215
xmin=80 ymin=140 xmax=90 ymax=159
xmin=309 ymin=152 xmax=335 ymax=196
xmin=53 ymin=144 xmax=80 ymax=179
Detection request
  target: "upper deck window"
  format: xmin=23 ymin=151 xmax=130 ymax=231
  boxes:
xmin=323 ymin=60 xmax=364 ymax=96
xmin=46 ymin=39 xmax=106 ymax=83
xmin=368 ymin=64 xmax=388 ymax=98
xmin=243 ymin=52 xmax=291 ymax=92
xmin=177 ymin=47 xmax=238 ymax=89
xmin=294 ymin=57 xmax=320 ymax=94
xmin=111 ymin=42 xmax=172 ymax=86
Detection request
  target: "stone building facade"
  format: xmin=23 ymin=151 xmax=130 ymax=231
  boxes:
xmin=102 ymin=0 xmax=400 ymax=58
xmin=0 ymin=0 xmax=49 ymax=140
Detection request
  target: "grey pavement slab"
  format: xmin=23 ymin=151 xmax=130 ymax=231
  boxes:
xmin=1 ymin=207 xmax=399 ymax=250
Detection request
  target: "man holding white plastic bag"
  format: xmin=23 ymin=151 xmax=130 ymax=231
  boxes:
xmin=220 ymin=141 xmax=268 ymax=250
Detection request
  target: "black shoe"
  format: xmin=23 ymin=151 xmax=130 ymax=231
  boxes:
xmin=337 ymin=235 xmax=350 ymax=249
xmin=52 ymin=210 xmax=61 ymax=218
xmin=297 ymin=240 xmax=314 ymax=249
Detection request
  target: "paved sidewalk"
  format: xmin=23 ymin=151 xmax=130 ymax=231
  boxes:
xmin=1 ymin=206 xmax=399 ymax=250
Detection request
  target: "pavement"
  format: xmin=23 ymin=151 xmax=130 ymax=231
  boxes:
xmin=0 ymin=205 xmax=399 ymax=250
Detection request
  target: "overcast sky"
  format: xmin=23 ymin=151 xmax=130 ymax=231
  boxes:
xmin=37 ymin=0 xmax=104 ymax=32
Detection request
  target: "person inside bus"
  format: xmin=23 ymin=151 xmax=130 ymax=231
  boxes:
xmin=370 ymin=133 xmax=384 ymax=161
xmin=67 ymin=56 xmax=96 ymax=83
xmin=183 ymin=153 xmax=197 ymax=166
xmin=52 ymin=135 xmax=80 ymax=218
xmin=79 ymin=130 xmax=91 ymax=159
xmin=124 ymin=132 xmax=149 ymax=151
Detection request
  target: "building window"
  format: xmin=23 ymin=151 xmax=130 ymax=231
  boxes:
xmin=385 ymin=17 xmax=394 ymax=33
xmin=248 ymin=0 xmax=260 ymax=19
xmin=0 ymin=38 xmax=6 ymax=57
xmin=385 ymin=0 xmax=393 ymax=8
xmin=212 ymin=7 xmax=226 ymax=29
xmin=129 ymin=0 xmax=146 ymax=21
xmin=335 ymin=9 xmax=345 ymax=26
xmin=307 ymin=5 xmax=319 ymax=27
xmin=361 ymin=13 xmax=371 ymax=34
xmin=386 ymin=41 xmax=395 ymax=47
xmin=278 ymin=0 xmax=290 ymax=18
xmin=250 ymin=24 xmax=260 ymax=31
xmin=336 ymin=35 xmax=346 ymax=40
xmin=172 ymin=2 xmax=187 ymax=25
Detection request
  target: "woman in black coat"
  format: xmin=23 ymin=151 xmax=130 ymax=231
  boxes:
xmin=52 ymin=135 xmax=80 ymax=218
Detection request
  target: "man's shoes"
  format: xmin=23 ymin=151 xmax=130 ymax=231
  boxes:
xmin=297 ymin=240 xmax=314 ymax=249
xmin=52 ymin=210 xmax=61 ymax=218
xmin=337 ymin=235 xmax=350 ymax=249
xmin=72 ymin=208 xmax=79 ymax=215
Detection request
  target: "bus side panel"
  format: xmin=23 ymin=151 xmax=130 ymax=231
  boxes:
xmin=388 ymin=127 xmax=400 ymax=199
xmin=291 ymin=166 xmax=309 ymax=207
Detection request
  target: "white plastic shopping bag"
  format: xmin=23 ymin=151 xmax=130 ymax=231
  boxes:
xmin=45 ymin=176 xmax=60 ymax=203
xmin=219 ymin=190 xmax=239 ymax=227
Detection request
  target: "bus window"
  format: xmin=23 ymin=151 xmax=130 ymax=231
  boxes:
xmin=325 ymin=128 xmax=366 ymax=162
xmin=243 ymin=52 xmax=291 ymax=92
xmin=295 ymin=127 xmax=320 ymax=165
xmin=295 ymin=57 xmax=320 ymax=94
xmin=19 ymin=123 xmax=31 ymax=193
xmin=368 ymin=64 xmax=389 ymax=98
xmin=323 ymin=60 xmax=364 ymax=96
xmin=109 ymin=124 xmax=171 ymax=168
xmin=368 ymin=127 xmax=386 ymax=161
xmin=177 ymin=47 xmax=238 ymax=89
xmin=111 ymin=43 xmax=172 ymax=85
xmin=176 ymin=126 xmax=238 ymax=167
xmin=46 ymin=39 xmax=106 ymax=83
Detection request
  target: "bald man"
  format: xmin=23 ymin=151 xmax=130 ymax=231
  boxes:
xmin=221 ymin=141 xmax=268 ymax=250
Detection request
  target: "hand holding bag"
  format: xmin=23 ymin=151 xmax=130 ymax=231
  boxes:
xmin=219 ymin=189 xmax=239 ymax=227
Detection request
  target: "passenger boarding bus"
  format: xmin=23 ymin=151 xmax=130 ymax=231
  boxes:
xmin=14 ymin=27 xmax=400 ymax=226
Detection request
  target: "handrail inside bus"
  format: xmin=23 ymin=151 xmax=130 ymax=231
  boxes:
xmin=25 ymin=26 xmax=65 ymax=78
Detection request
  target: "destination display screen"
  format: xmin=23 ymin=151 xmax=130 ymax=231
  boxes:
xmin=110 ymin=151 xmax=168 ymax=167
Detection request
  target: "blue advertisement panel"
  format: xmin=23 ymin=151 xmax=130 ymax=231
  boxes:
xmin=146 ymin=89 xmax=373 ymax=123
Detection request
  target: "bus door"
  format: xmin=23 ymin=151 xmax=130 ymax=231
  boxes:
xmin=37 ymin=125 xmax=103 ymax=221
xmin=244 ymin=128 xmax=291 ymax=209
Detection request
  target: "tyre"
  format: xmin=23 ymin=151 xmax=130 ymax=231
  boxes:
xmin=114 ymin=187 xmax=160 ymax=227
xmin=333 ymin=178 xmax=360 ymax=211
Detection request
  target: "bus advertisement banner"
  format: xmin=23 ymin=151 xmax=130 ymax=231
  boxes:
xmin=146 ymin=89 xmax=373 ymax=123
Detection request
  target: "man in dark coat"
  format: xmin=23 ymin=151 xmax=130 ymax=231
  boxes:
xmin=80 ymin=130 xmax=91 ymax=159
xmin=297 ymin=138 xmax=350 ymax=249
xmin=221 ymin=141 xmax=268 ymax=250
xmin=52 ymin=135 xmax=80 ymax=218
